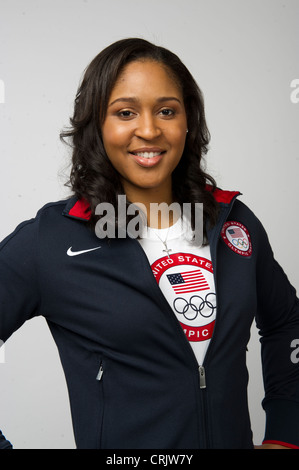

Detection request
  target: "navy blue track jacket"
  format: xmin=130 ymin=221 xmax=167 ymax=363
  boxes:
xmin=1 ymin=188 xmax=299 ymax=449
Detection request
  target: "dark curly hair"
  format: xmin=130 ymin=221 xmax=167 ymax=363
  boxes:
xmin=60 ymin=38 xmax=219 ymax=238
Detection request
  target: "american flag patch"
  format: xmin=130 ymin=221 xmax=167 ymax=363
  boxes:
xmin=228 ymin=227 xmax=243 ymax=238
xmin=167 ymin=270 xmax=210 ymax=294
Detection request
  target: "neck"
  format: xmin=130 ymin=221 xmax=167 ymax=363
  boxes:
xmin=122 ymin=182 xmax=179 ymax=229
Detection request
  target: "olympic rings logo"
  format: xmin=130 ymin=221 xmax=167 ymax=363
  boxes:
xmin=173 ymin=293 xmax=216 ymax=321
xmin=232 ymin=238 xmax=248 ymax=249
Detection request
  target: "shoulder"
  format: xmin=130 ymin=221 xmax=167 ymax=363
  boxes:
xmin=206 ymin=185 xmax=259 ymax=220
xmin=35 ymin=198 xmax=74 ymax=218
xmin=207 ymin=185 xmax=269 ymax=239
xmin=0 ymin=198 xmax=73 ymax=251
xmin=217 ymin=192 xmax=271 ymax=256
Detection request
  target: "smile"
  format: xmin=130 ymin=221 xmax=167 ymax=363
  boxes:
xmin=129 ymin=150 xmax=166 ymax=168
xmin=132 ymin=151 xmax=163 ymax=159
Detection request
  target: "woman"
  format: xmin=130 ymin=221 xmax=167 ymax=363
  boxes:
xmin=0 ymin=38 xmax=298 ymax=449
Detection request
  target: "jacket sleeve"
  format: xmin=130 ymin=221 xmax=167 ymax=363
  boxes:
xmin=0 ymin=218 xmax=41 ymax=449
xmin=0 ymin=430 xmax=13 ymax=449
xmin=0 ymin=218 xmax=41 ymax=343
xmin=255 ymin=219 xmax=299 ymax=448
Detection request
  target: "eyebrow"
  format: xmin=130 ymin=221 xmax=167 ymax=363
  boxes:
xmin=108 ymin=96 xmax=182 ymax=107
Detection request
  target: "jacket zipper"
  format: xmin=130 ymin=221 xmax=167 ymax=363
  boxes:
xmin=96 ymin=361 xmax=105 ymax=448
xmin=203 ymin=198 xmax=238 ymax=367
xmin=198 ymin=198 xmax=238 ymax=448
xmin=198 ymin=365 xmax=209 ymax=448
xmin=198 ymin=365 xmax=206 ymax=389
xmin=96 ymin=363 xmax=104 ymax=381
xmin=193 ymin=197 xmax=239 ymax=448
xmin=131 ymin=197 xmax=238 ymax=448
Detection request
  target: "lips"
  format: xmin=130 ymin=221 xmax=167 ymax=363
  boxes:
xmin=129 ymin=148 xmax=166 ymax=168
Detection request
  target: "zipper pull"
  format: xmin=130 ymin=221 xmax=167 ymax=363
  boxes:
xmin=199 ymin=365 xmax=206 ymax=389
xmin=96 ymin=364 xmax=104 ymax=381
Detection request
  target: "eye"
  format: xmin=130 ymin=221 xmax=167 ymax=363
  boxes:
xmin=118 ymin=110 xmax=135 ymax=119
xmin=159 ymin=108 xmax=175 ymax=117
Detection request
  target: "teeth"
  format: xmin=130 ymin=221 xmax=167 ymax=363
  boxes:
xmin=134 ymin=151 xmax=162 ymax=159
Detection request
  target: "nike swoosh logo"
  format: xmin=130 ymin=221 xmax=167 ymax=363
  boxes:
xmin=67 ymin=246 xmax=101 ymax=257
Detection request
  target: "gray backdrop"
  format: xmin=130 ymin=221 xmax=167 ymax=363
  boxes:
xmin=0 ymin=0 xmax=298 ymax=449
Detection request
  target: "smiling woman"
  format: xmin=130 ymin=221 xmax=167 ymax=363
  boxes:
xmin=1 ymin=38 xmax=299 ymax=450
xmin=60 ymin=38 xmax=219 ymax=238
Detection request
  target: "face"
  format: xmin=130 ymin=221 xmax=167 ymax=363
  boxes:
xmin=101 ymin=60 xmax=188 ymax=203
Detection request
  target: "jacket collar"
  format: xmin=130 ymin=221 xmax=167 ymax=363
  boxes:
xmin=63 ymin=186 xmax=241 ymax=221
xmin=63 ymin=196 xmax=91 ymax=221
xmin=205 ymin=185 xmax=241 ymax=205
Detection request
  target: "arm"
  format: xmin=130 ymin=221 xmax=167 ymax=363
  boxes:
xmin=255 ymin=220 xmax=299 ymax=448
xmin=0 ymin=218 xmax=41 ymax=448
xmin=0 ymin=218 xmax=41 ymax=342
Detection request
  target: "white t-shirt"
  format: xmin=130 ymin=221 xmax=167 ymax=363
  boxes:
xmin=138 ymin=217 xmax=217 ymax=366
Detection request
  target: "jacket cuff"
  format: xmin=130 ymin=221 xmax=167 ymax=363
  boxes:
xmin=262 ymin=439 xmax=299 ymax=449
xmin=263 ymin=398 xmax=299 ymax=448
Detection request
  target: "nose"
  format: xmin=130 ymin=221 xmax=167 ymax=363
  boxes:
xmin=134 ymin=113 xmax=162 ymax=140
